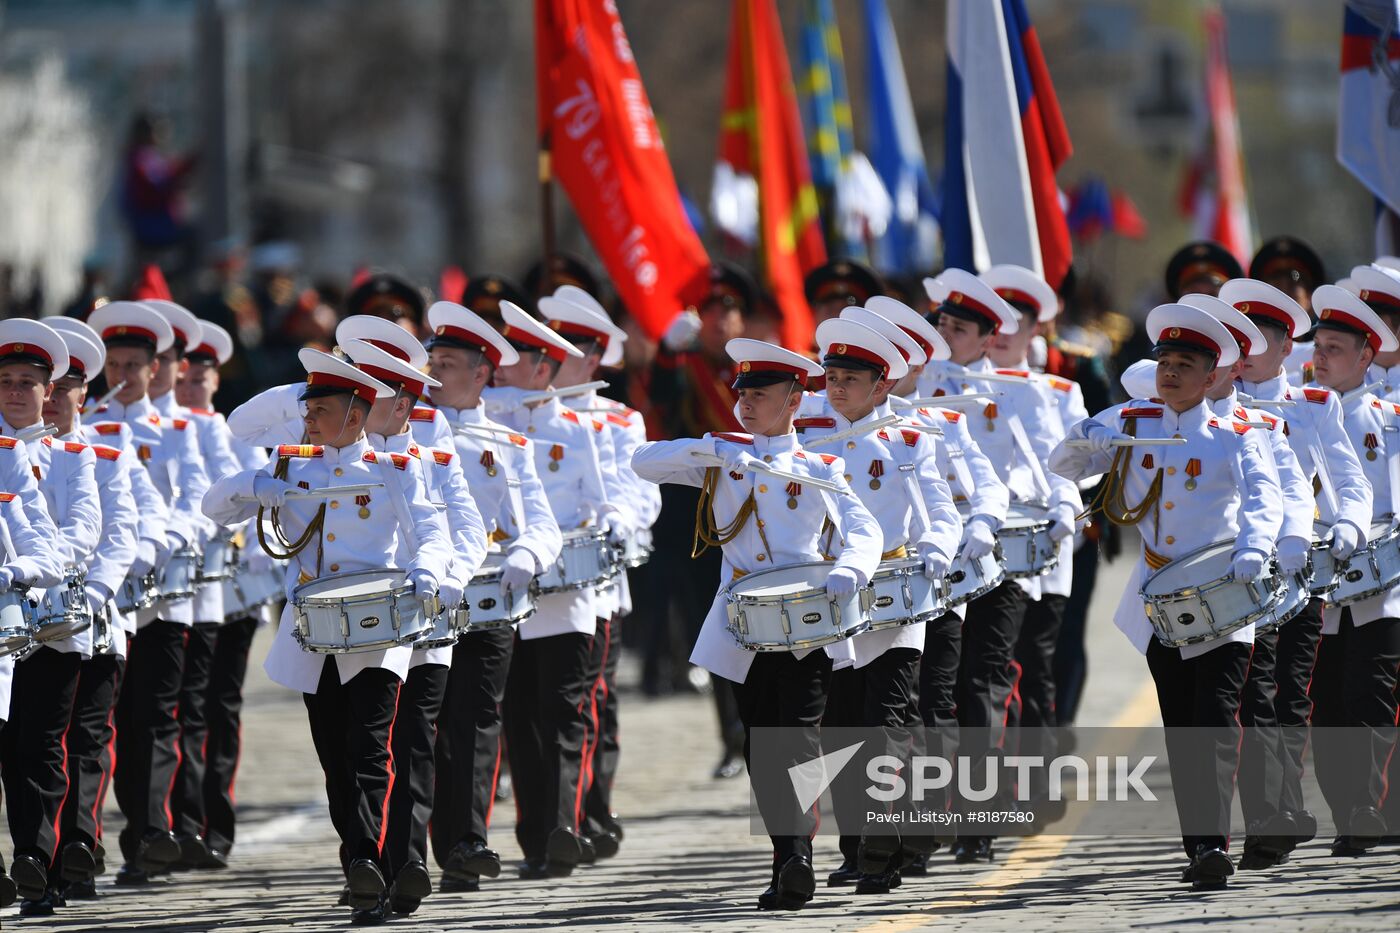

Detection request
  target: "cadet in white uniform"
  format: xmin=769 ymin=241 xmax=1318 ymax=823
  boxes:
xmin=633 ymin=338 xmax=881 ymax=912
xmin=418 ymin=302 xmax=563 ymax=892
xmin=1051 ymin=303 xmax=1283 ymax=889
xmin=43 ymin=323 xmax=141 ymax=901
xmin=0 ymin=321 xmax=101 ymax=916
xmin=539 ymin=289 xmax=656 ymax=859
xmin=86 ymin=301 xmax=211 ymax=884
xmin=795 ymin=319 xmax=960 ymax=894
xmin=1303 ymin=285 xmax=1400 ymax=857
xmin=203 ymin=348 xmax=452 ymax=922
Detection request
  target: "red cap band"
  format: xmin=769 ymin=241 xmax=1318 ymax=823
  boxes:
xmin=306 ymin=371 xmax=379 ymax=402
xmin=550 ymin=319 xmax=611 ymax=350
xmin=1318 ymin=307 xmax=1385 ymax=352
xmin=823 ymin=342 xmax=889 ymax=375
xmin=433 ymin=325 xmax=502 ymax=367
xmin=502 ymin=324 xmax=567 ymax=363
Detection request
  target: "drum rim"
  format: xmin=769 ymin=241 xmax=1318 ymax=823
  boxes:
xmin=722 ymin=560 xmax=837 ymax=601
xmin=1140 ymin=539 xmax=1246 ymax=596
xmin=733 ymin=619 xmax=872 ymax=652
xmin=294 ymin=568 xmax=414 ymax=603
xmin=1144 ymin=542 xmax=1290 ymax=646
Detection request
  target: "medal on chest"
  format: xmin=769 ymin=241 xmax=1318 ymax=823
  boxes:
xmin=785 ymin=481 xmax=802 ymax=510
xmin=356 ymin=493 xmax=372 ymax=519
xmin=983 ymin=401 xmax=997 ymax=433
xmin=868 ymin=459 xmax=884 ymax=490
xmin=1184 ymin=457 xmax=1201 ymax=491
xmin=480 ymin=449 xmax=497 ymax=477
xmin=1365 ymin=433 xmax=1379 ymax=462
xmin=548 ymin=444 xmax=564 ymax=472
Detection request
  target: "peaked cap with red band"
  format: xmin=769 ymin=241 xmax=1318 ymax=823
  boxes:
xmin=426 ymin=301 xmax=518 ymax=368
xmin=1218 ymin=278 xmax=1311 ymax=339
xmin=1146 ymin=303 xmax=1240 ymax=369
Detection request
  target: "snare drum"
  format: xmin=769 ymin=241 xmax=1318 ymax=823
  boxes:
xmin=223 ymin=564 xmax=285 ymax=617
xmin=536 ymin=528 xmax=619 ymax=594
xmin=417 ymin=601 xmax=467 ymax=650
xmin=723 ymin=561 xmax=871 ymax=652
xmin=867 ymin=559 xmax=942 ymax=631
xmin=999 ymin=502 xmax=1059 ymax=578
xmin=291 ymin=569 xmax=433 ymax=654
xmin=197 ymin=531 xmax=238 ymax=583
xmin=157 ymin=546 xmax=199 ymax=601
xmin=1141 ymin=540 xmax=1287 ymax=647
xmin=463 ymin=553 xmax=536 ymax=631
xmin=91 ymin=604 xmax=114 ymax=655
xmin=1257 ymin=556 xmax=1312 ymax=636
xmin=1308 ymin=521 xmax=1340 ymax=598
xmin=0 ymin=588 xmax=33 ymax=657
xmin=1327 ymin=521 xmax=1400 ymax=606
xmin=941 ymin=547 xmax=1005 ymax=608
xmin=32 ymin=567 xmax=91 ymax=643
xmin=115 ymin=571 xmax=158 ymax=613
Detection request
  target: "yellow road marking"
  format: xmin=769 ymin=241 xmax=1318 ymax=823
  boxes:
xmin=853 ymin=680 xmax=1160 ymax=931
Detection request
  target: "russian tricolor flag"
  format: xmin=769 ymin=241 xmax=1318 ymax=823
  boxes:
xmin=940 ymin=0 xmax=1073 ymax=288
xmin=1338 ymin=3 xmax=1400 ymax=222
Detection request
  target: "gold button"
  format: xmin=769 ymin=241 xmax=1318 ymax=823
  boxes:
xmin=330 ymin=500 xmax=340 ymax=509
xmin=757 ymin=519 xmax=766 ymax=528
xmin=947 ymin=474 xmax=956 ymax=482
xmin=326 ymin=532 xmax=336 ymax=542
xmin=527 ymin=425 xmax=535 ymax=433
xmin=756 ymin=554 xmax=766 ymax=562
xmin=1164 ymin=537 xmax=1175 ymax=546
xmin=844 ymin=474 xmax=853 ymax=483
xmin=330 ymin=563 xmax=340 ymax=572
xmin=1173 ymin=434 xmax=1183 ymax=440
xmin=763 ymin=454 xmax=773 ymax=463
xmin=334 ymin=467 xmax=344 ymax=477
xmin=758 ymin=484 xmax=768 ymax=493
xmin=1166 ymin=467 xmax=1176 ymax=476
xmin=846 ymin=441 xmax=856 ymax=450
xmin=1164 ymin=502 xmax=1174 ymax=510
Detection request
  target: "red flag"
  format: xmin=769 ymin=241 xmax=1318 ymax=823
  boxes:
xmin=131 ymin=263 xmax=172 ymax=301
xmin=535 ymin=0 xmax=710 ymax=340
xmin=439 ymin=265 xmax=467 ymax=304
xmin=718 ymin=0 xmax=826 ymax=350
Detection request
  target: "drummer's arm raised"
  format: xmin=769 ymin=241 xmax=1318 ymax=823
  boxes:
xmin=226 ymin=382 xmax=305 ymax=448
xmin=1048 ymin=409 xmax=1124 ymax=482
xmin=630 ymin=436 xmax=715 ymax=489
xmin=201 ymin=468 xmax=264 ymax=527
xmin=1232 ymin=428 xmax=1285 ymax=557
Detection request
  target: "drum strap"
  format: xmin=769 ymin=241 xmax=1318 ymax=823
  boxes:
xmin=1077 ymin=416 xmax=1163 ymax=543
xmin=256 ymin=456 xmax=326 ymax=568
xmin=692 ymin=467 xmax=767 ymax=561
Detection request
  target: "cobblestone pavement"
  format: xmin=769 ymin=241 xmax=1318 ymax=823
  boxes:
xmin=6 ymin=552 xmax=1399 ymax=931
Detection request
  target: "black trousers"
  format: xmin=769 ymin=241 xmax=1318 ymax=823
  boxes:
xmin=825 ymin=647 xmax=920 ymax=862
xmin=202 ymin=616 xmax=258 ymax=853
xmin=1310 ymin=612 xmax=1400 ymax=833
xmin=1013 ymin=593 xmax=1066 ymax=803
xmin=1238 ymin=628 xmax=1285 ymax=829
xmin=732 ymin=650 xmax=833 ymax=869
xmin=1054 ymin=541 xmax=1100 ymax=725
xmin=1274 ymin=600 xmax=1323 ymax=818
xmin=431 ymin=626 xmax=513 ymax=865
xmin=384 ymin=662 xmax=448 ymax=880
xmin=304 ymin=662 xmax=402 ymax=872
xmin=502 ymin=632 xmax=591 ymax=861
xmin=1145 ymin=639 xmax=1252 ymax=857
xmin=170 ymin=624 xmax=219 ymax=841
xmin=582 ymin=615 xmax=623 ymax=836
xmin=1 ymin=647 xmax=82 ymax=867
xmin=114 ymin=620 xmax=188 ymax=861
xmin=955 ymin=582 xmax=1027 ymax=823
xmin=55 ymin=653 xmax=124 ymax=873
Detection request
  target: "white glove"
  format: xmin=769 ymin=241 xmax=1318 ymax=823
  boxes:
xmin=85 ymin=582 xmax=112 ymax=615
xmin=919 ymin=546 xmax=951 ymax=582
xmin=0 ymin=568 xmax=14 ymax=591
xmin=254 ymin=474 xmax=293 ymax=509
xmin=661 ymin=309 xmax=702 ymax=352
xmin=501 ymin=547 xmax=538 ymax=592
xmin=825 ymin=567 xmax=861 ymax=600
xmin=1277 ymin=536 xmax=1310 ymax=575
xmin=153 ymin=533 xmax=177 ymax=567
xmin=1330 ymin=521 xmax=1362 ymax=560
xmin=721 ymin=446 xmax=761 ymax=476
xmin=130 ymin=539 xmax=157 ymax=579
xmin=1083 ymin=422 xmax=1130 ymax=454
xmin=438 ymin=578 xmax=464 ymax=610
xmin=599 ymin=510 xmax=630 ymax=547
xmin=1049 ymin=519 xmax=1075 ymax=543
xmin=1230 ymin=548 xmax=1268 ymax=583
xmin=408 ymin=569 xmax=438 ymax=602
xmin=960 ymin=515 xmax=997 ymax=561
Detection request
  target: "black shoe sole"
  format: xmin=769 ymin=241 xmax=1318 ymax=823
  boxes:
xmin=63 ymin=879 xmax=99 ymax=901
xmin=389 ymin=897 xmax=421 ymax=915
xmin=826 ymin=872 xmax=860 ymax=888
xmin=0 ymin=874 xmax=17 ymax=908
xmin=393 ymin=864 xmax=432 ymax=902
xmin=347 ymin=862 xmax=387 ymax=910
xmin=61 ymin=842 xmax=98 ymax=882
xmin=1193 ymin=850 xmax=1234 ymax=886
xmin=438 ymin=876 xmax=480 ymax=893
xmin=12 ymin=857 xmax=48 ymax=902
xmin=590 ymin=832 xmax=621 ymax=860
xmin=458 ymin=852 xmax=501 ymax=880
xmin=545 ymin=830 xmax=582 ymax=877
xmin=137 ymin=834 xmax=181 ymax=872
xmin=854 ymin=876 xmax=891 ymax=895
xmin=776 ymin=859 xmax=816 ymax=908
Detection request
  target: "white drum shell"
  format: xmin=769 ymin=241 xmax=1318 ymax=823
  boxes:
xmin=0 ymin=589 xmax=33 ymax=658
xmin=941 ymin=548 xmax=1005 ymax=608
xmin=292 ymin=569 xmax=431 ymax=654
xmin=157 ymin=547 xmax=199 ymax=601
xmin=115 ymin=571 xmax=158 ymax=613
xmin=723 ymin=561 xmax=870 ymax=652
xmin=1141 ymin=541 xmax=1286 ymax=647
xmin=32 ymin=569 xmax=91 ymax=643
xmin=1326 ymin=522 xmax=1400 ymax=607
xmin=999 ymin=502 xmax=1059 ymax=579
xmin=463 ymin=553 xmax=536 ymax=632
xmin=867 ymin=559 xmax=942 ymax=631
xmin=536 ymin=528 xmax=619 ymax=594
xmin=197 ymin=533 xmax=237 ymax=582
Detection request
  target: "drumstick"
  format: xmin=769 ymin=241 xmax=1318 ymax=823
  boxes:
xmin=518 ymin=380 xmax=610 ymax=405
xmin=15 ymin=424 xmax=58 ymax=443
xmin=892 ymin=392 xmax=997 ymax=408
xmin=1063 ymin=437 xmax=1189 ymax=449
xmin=900 ymin=423 xmax=944 ymax=437
xmin=80 ymin=380 xmax=126 ymax=415
xmin=689 ymin=452 xmax=844 ymax=493
xmin=801 ymin=414 xmax=902 ymax=448
xmin=954 ymin=370 xmax=1032 ymax=385
xmin=1236 ymin=393 xmax=1294 ymax=407
xmin=233 ymin=482 xmax=385 ymax=503
xmin=1341 ymin=382 xmax=1383 ymax=405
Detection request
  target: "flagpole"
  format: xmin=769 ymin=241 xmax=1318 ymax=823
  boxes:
xmin=539 ymin=128 xmax=557 ymax=297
